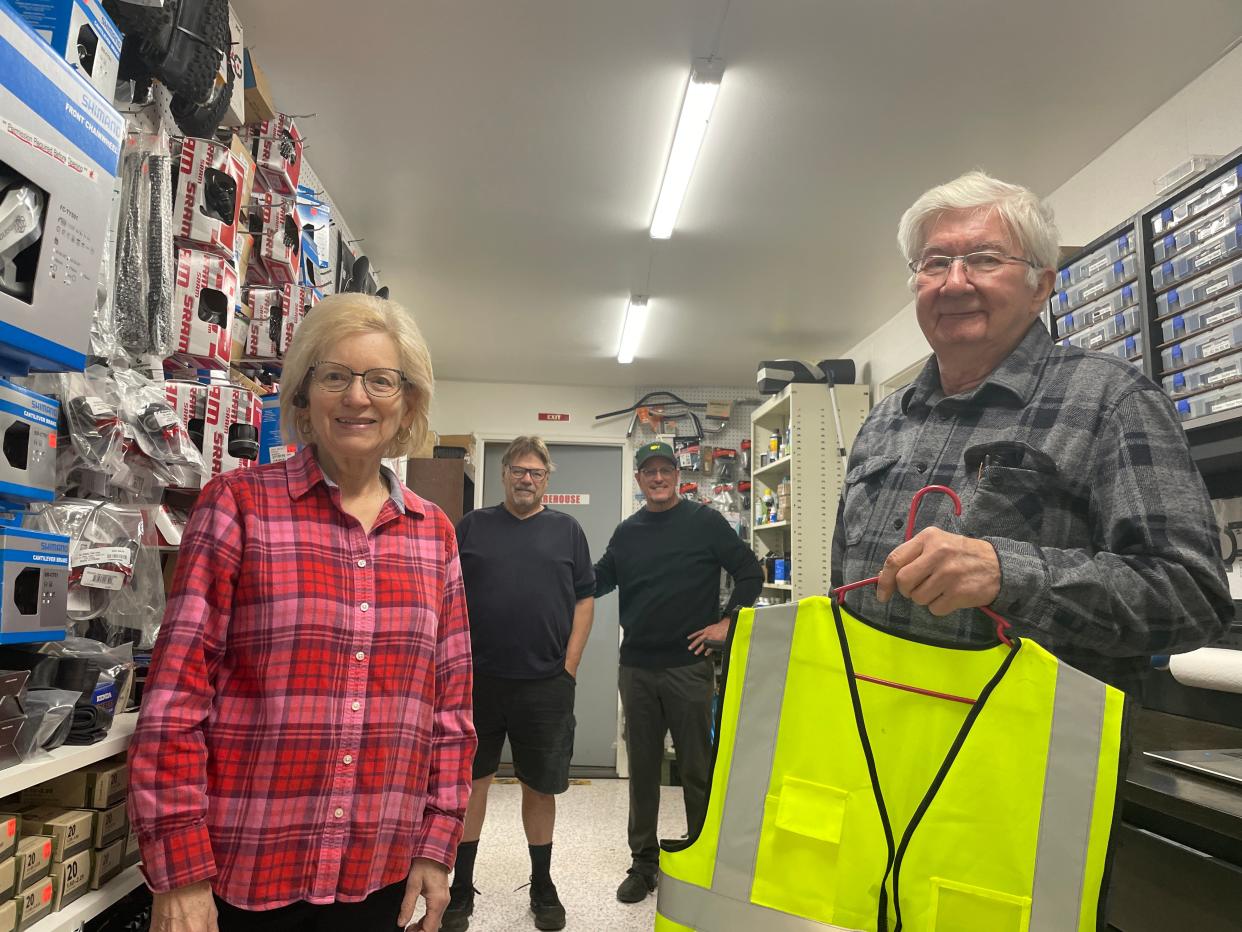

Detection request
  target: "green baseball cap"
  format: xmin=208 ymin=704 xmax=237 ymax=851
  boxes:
xmin=636 ymin=441 xmax=677 ymax=469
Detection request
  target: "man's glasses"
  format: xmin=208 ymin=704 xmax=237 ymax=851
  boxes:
xmin=310 ymin=362 xmax=409 ymax=398
xmin=507 ymin=466 xmax=548 ymax=481
xmin=639 ymin=465 xmax=677 ymax=479
xmin=909 ymin=251 xmax=1037 ymax=280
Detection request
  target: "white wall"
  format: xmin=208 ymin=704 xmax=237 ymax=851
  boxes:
xmin=430 ymin=380 xmax=638 ymax=440
xmin=845 ymin=42 xmax=1242 ymax=396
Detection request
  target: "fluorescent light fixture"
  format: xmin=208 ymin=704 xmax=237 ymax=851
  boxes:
xmin=650 ymin=58 xmax=724 ymax=240
xmin=617 ymin=295 xmax=649 ymax=364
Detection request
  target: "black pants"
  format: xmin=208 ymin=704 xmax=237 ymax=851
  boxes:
xmin=618 ymin=661 xmax=714 ymax=873
xmin=214 ymin=879 xmax=405 ymax=932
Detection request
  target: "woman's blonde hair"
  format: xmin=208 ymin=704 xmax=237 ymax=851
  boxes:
xmin=279 ymin=293 xmax=433 ymax=458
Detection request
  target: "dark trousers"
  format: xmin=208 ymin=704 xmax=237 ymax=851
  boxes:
xmin=215 ymin=879 xmax=406 ymax=932
xmin=618 ymin=661 xmax=714 ymax=873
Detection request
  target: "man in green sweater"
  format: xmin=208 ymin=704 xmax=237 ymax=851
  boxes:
xmin=594 ymin=441 xmax=764 ymax=904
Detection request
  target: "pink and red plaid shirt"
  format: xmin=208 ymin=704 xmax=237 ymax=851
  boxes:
xmin=128 ymin=446 xmax=475 ymax=909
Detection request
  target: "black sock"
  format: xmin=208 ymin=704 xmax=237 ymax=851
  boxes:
xmin=529 ymin=842 xmax=552 ymax=884
xmin=453 ymin=840 xmax=479 ymax=891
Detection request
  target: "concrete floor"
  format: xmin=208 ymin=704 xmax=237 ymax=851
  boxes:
xmin=450 ymin=778 xmax=688 ymax=931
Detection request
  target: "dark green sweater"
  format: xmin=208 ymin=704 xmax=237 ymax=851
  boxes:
xmin=594 ymin=500 xmax=764 ymax=668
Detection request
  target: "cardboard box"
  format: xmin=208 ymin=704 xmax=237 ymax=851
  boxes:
xmin=0 ymin=376 xmax=58 ymax=505
xmin=0 ymin=899 xmax=14 ymax=932
xmin=246 ymin=196 xmax=300 ymax=286
xmin=13 ymin=836 xmax=50 ymax=892
xmin=258 ymin=392 xmax=296 ymax=465
xmin=91 ymin=801 xmax=126 ymax=849
xmin=14 ymin=875 xmax=52 ymax=930
xmin=242 ymin=48 xmax=275 ymax=123
xmin=0 ymin=4 xmax=126 ymax=374
xmin=0 ymin=856 xmax=14 ymax=900
xmin=17 ymin=807 xmax=91 ymax=861
xmin=246 ymin=113 xmax=302 ymax=196
xmin=88 ymin=835 xmax=124 ymax=889
xmin=122 ymin=824 xmax=139 ymax=869
xmin=295 ymin=186 xmax=332 ymax=284
xmin=0 ymin=527 xmax=69 ymax=645
xmin=20 ymin=758 xmax=127 ymax=809
xmin=50 ymin=846 xmax=90 ymax=910
xmin=9 ymin=0 xmax=121 ymax=103
xmin=281 ymin=285 xmax=318 ymax=354
xmin=243 ymin=286 xmax=286 ymax=360
xmin=201 ymin=385 xmax=261 ymax=481
xmin=0 ymin=818 xmax=15 ymax=863
xmin=175 ymin=137 xmax=248 ymax=259
xmin=220 ymin=4 xmax=245 ymax=128
xmin=171 ymin=247 xmax=241 ymax=370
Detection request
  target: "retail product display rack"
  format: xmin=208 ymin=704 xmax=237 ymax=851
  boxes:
xmin=749 ymin=383 xmax=870 ymax=603
xmin=1049 ymin=147 xmax=1242 ymax=476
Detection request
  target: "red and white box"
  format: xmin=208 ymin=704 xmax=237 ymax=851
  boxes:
xmin=171 ymin=248 xmax=240 ymax=369
xmin=246 ymin=193 xmax=299 ymax=286
xmin=174 ymin=137 xmax=247 ymax=258
xmin=244 ymin=286 xmax=285 ymax=359
xmin=246 ymin=113 xmax=302 ymax=196
xmin=281 ymin=284 xmax=318 ymax=353
xmin=163 ymin=380 xmax=205 ymax=435
xmin=202 ymin=385 xmax=262 ymax=481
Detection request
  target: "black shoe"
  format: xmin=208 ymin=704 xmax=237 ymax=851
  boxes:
xmin=529 ymin=877 xmax=566 ymax=931
xmin=441 ymin=885 xmax=476 ymax=932
xmin=616 ymin=868 xmax=657 ymax=903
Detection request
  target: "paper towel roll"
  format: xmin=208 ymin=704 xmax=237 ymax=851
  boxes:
xmin=1168 ymin=648 xmax=1242 ymax=695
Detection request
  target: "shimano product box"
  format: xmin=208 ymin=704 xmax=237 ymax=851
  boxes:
xmin=171 ymin=247 xmax=240 ymax=370
xmin=174 ymin=137 xmax=247 ymax=259
xmin=9 ymin=0 xmax=121 ymax=100
xmin=0 ymin=4 xmax=125 ymax=374
xmin=0 ymin=526 xmax=68 ymax=644
xmin=296 ymin=185 xmax=331 ymax=280
xmin=201 ymin=385 xmax=260 ymax=482
xmin=258 ymin=392 xmax=294 ymax=464
xmin=0 ymin=377 xmax=57 ymax=505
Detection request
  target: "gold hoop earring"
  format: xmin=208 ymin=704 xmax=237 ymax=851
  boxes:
xmin=395 ymin=427 xmax=412 ymax=445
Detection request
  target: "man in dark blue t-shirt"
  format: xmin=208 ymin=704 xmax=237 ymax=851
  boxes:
xmin=446 ymin=436 xmax=594 ymax=932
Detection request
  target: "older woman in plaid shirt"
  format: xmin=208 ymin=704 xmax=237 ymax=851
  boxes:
xmin=129 ymin=294 xmax=475 ymax=932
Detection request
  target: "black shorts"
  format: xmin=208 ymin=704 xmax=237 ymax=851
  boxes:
xmin=471 ymin=670 xmax=576 ymax=794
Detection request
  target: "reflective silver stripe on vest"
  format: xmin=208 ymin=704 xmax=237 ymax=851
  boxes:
xmin=710 ymin=602 xmax=799 ymax=897
xmin=658 ymin=873 xmax=857 ymax=932
xmin=1028 ymin=659 xmax=1107 ymax=932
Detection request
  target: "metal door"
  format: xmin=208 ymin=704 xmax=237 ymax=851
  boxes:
xmin=481 ymin=441 xmax=624 ymax=775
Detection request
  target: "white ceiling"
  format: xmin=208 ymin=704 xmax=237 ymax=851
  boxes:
xmin=234 ymin=1 xmax=1242 ymax=387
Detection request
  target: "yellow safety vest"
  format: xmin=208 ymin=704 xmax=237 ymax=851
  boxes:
xmin=656 ymin=597 xmax=1127 ymax=932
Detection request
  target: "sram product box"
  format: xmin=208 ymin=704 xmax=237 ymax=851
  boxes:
xmin=171 ymin=248 xmax=240 ymax=370
xmin=243 ymin=286 xmax=286 ymax=359
xmin=50 ymin=846 xmax=90 ymax=910
xmin=246 ymin=195 xmax=299 ymax=286
xmin=247 ymin=113 xmax=302 ymax=196
xmin=202 ymin=385 xmax=261 ymax=481
xmin=283 ymin=285 xmax=318 ymax=352
xmin=0 ymin=378 xmax=57 ymax=505
xmin=9 ymin=0 xmax=121 ymax=100
xmin=14 ymin=874 xmax=52 ymax=930
xmin=0 ymin=4 xmax=125 ymax=374
xmin=174 ymin=137 xmax=247 ymax=258
xmin=0 ymin=527 xmax=68 ymax=644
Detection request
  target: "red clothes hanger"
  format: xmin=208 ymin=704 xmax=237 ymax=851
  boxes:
xmin=833 ymin=484 xmax=1017 ymax=706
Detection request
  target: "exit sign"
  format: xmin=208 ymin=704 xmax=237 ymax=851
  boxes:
xmin=538 ymin=412 xmax=570 ymax=422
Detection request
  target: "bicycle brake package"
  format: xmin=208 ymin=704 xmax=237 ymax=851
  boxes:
xmin=245 ymin=112 xmax=303 ymax=196
xmin=200 ymin=383 xmax=260 ymax=482
xmin=245 ymin=191 xmax=300 ymax=286
xmin=0 ymin=377 xmax=58 ymax=505
xmin=8 ymin=0 xmax=123 ymax=99
xmin=169 ymin=245 xmax=240 ymax=370
xmin=174 ymin=136 xmax=246 ymax=257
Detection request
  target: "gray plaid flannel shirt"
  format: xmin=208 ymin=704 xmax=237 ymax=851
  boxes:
xmin=831 ymin=320 xmax=1233 ymax=695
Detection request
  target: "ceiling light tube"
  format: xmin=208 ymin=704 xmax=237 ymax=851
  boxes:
xmin=649 ymin=58 xmax=724 ymax=240
xmin=617 ymin=294 xmax=649 ymax=364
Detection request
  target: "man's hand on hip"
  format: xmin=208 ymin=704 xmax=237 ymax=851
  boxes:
xmin=688 ymin=617 xmax=731 ymax=655
xmin=875 ymin=527 xmax=1001 ymax=617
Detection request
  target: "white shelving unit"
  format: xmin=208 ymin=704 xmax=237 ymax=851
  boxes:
xmin=27 ymin=865 xmax=144 ymax=932
xmin=750 ymin=383 xmax=870 ymax=602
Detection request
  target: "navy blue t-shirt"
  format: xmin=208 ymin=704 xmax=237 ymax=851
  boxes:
xmin=456 ymin=505 xmax=594 ymax=678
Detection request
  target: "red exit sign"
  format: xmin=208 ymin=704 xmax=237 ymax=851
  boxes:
xmin=538 ymin=412 xmax=570 ymax=422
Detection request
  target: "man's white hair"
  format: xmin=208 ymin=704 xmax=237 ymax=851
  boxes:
xmin=897 ymin=170 xmax=1060 ymax=289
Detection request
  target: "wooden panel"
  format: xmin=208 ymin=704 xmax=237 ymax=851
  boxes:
xmin=406 ymin=458 xmax=466 ymax=525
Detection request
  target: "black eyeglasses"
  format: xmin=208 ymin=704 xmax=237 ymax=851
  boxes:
xmin=507 ymin=466 xmax=548 ymax=481
xmin=309 ymin=362 xmax=409 ymax=398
